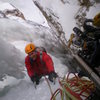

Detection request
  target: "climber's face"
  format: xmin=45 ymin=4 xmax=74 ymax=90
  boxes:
xmin=29 ymin=51 xmax=37 ymax=60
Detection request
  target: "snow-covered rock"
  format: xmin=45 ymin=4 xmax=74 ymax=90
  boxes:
xmin=0 ymin=2 xmax=25 ymax=20
xmin=0 ymin=38 xmax=25 ymax=80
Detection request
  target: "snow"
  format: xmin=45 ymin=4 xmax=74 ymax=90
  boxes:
xmin=0 ymin=75 xmax=21 ymax=90
xmin=0 ymin=2 xmax=14 ymax=10
xmin=0 ymin=38 xmax=67 ymax=100
xmin=0 ymin=74 xmax=60 ymax=100
xmin=0 ymin=38 xmax=25 ymax=80
xmin=0 ymin=0 xmax=49 ymax=27
xmin=0 ymin=18 xmax=40 ymax=42
xmin=0 ymin=13 xmax=68 ymax=100
xmin=36 ymin=0 xmax=100 ymax=39
xmin=37 ymin=0 xmax=80 ymax=39
xmin=0 ymin=0 xmax=100 ymax=100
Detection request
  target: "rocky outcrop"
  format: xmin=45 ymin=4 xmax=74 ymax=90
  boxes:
xmin=0 ymin=11 xmax=6 ymax=18
xmin=74 ymin=0 xmax=94 ymax=28
xmin=0 ymin=3 xmax=25 ymax=20
xmin=4 ymin=9 xmax=25 ymax=20
xmin=33 ymin=1 xmax=69 ymax=53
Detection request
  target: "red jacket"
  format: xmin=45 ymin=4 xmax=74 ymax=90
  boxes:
xmin=25 ymin=52 xmax=54 ymax=77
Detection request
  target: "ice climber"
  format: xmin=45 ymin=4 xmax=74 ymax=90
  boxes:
xmin=25 ymin=43 xmax=57 ymax=85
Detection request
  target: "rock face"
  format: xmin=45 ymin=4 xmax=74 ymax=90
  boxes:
xmin=0 ymin=2 xmax=25 ymax=20
xmin=4 ymin=9 xmax=25 ymax=20
xmin=0 ymin=11 xmax=6 ymax=18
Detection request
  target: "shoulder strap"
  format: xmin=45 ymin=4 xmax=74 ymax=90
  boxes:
xmin=40 ymin=51 xmax=43 ymax=63
xmin=39 ymin=51 xmax=46 ymax=67
xmin=29 ymin=57 xmax=34 ymax=66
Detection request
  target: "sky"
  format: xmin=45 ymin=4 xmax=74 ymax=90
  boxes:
xmin=0 ymin=0 xmax=100 ymax=100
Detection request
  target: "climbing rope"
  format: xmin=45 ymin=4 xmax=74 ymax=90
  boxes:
xmin=45 ymin=76 xmax=56 ymax=100
xmin=50 ymin=72 xmax=95 ymax=100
